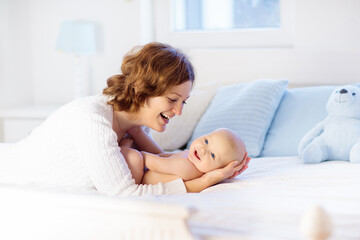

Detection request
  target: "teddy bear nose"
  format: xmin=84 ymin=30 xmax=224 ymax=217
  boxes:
xmin=340 ymin=89 xmax=348 ymax=94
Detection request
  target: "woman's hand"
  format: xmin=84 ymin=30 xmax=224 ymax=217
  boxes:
xmin=119 ymin=137 xmax=134 ymax=148
xmin=184 ymin=156 xmax=250 ymax=193
xmin=206 ymin=156 xmax=249 ymax=184
xmin=229 ymin=152 xmax=251 ymax=179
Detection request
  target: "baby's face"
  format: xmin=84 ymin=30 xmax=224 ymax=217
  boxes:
xmin=188 ymin=129 xmax=244 ymax=173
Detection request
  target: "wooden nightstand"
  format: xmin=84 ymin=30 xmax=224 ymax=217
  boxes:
xmin=0 ymin=106 xmax=59 ymax=143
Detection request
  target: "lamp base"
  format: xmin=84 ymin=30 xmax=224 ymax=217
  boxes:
xmin=74 ymin=56 xmax=90 ymax=98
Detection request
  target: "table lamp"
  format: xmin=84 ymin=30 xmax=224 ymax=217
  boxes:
xmin=56 ymin=20 xmax=97 ymax=98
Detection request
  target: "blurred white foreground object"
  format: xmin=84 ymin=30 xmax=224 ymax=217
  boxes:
xmin=300 ymin=205 xmax=332 ymax=240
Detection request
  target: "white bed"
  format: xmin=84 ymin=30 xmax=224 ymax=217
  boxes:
xmin=1 ymin=80 xmax=360 ymax=240
xmin=0 ymin=156 xmax=359 ymax=240
xmin=151 ymin=156 xmax=360 ymax=240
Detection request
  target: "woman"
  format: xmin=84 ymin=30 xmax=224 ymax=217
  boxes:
xmin=0 ymin=42 xmax=247 ymax=196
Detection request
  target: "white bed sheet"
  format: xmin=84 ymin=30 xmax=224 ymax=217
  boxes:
xmin=143 ymin=156 xmax=360 ymax=240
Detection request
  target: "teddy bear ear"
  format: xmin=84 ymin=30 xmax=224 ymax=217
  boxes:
xmin=348 ymin=85 xmax=360 ymax=93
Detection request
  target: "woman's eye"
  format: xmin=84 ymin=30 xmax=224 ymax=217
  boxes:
xmin=353 ymin=93 xmax=356 ymax=96
xmin=168 ymin=98 xmax=176 ymax=102
xmin=183 ymin=101 xmax=187 ymax=105
xmin=204 ymin=139 xmax=208 ymax=144
xmin=211 ymin=153 xmax=215 ymax=159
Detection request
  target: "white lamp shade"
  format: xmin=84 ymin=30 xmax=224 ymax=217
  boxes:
xmin=56 ymin=20 xmax=97 ymax=55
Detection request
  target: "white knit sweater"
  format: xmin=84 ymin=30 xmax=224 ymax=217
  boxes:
xmin=0 ymin=95 xmax=186 ymax=196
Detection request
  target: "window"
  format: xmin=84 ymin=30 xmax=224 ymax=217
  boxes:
xmin=174 ymin=0 xmax=280 ymax=31
xmin=154 ymin=0 xmax=294 ymax=48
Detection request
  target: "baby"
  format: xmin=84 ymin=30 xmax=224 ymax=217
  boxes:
xmin=121 ymin=128 xmax=248 ymax=185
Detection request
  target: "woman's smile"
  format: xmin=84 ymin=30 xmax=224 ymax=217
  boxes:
xmin=160 ymin=113 xmax=172 ymax=123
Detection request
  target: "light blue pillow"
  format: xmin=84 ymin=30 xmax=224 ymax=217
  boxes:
xmin=187 ymin=79 xmax=288 ymax=157
xmin=260 ymin=86 xmax=335 ymax=157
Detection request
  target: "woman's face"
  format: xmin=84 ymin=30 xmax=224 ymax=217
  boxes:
xmin=138 ymin=80 xmax=192 ymax=132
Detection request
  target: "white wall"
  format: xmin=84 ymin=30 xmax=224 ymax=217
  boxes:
xmin=0 ymin=0 xmax=142 ymax=107
xmin=0 ymin=0 xmax=33 ymax=107
xmin=1 ymin=0 xmax=360 ymax=108
xmin=184 ymin=0 xmax=360 ymax=88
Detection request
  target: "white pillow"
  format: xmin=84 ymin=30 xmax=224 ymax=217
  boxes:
xmin=151 ymin=82 xmax=221 ymax=151
xmin=187 ymin=79 xmax=288 ymax=157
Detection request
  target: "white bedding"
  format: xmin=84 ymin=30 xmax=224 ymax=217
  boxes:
xmin=143 ymin=156 xmax=360 ymax=240
xmin=1 ymin=141 xmax=359 ymax=240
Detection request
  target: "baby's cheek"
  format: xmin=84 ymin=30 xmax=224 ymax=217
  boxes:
xmin=200 ymin=162 xmax=212 ymax=173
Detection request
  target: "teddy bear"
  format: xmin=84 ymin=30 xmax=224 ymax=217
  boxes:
xmin=298 ymin=84 xmax=360 ymax=163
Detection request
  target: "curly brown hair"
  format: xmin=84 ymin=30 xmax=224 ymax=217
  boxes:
xmin=103 ymin=42 xmax=195 ymax=113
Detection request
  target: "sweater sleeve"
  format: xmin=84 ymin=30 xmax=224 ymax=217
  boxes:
xmin=77 ymin=110 xmax=186 ymax=197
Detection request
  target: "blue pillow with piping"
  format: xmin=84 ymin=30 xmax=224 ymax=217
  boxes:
xmin=187 ymin=79 xmax=288 ymax=157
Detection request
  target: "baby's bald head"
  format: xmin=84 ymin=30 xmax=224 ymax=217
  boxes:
xmin=212 ymin=128 xmax=246 ymax=165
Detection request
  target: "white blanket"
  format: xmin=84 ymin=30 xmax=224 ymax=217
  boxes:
xmin=144 ymin=156 xmax=360 ymax=240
